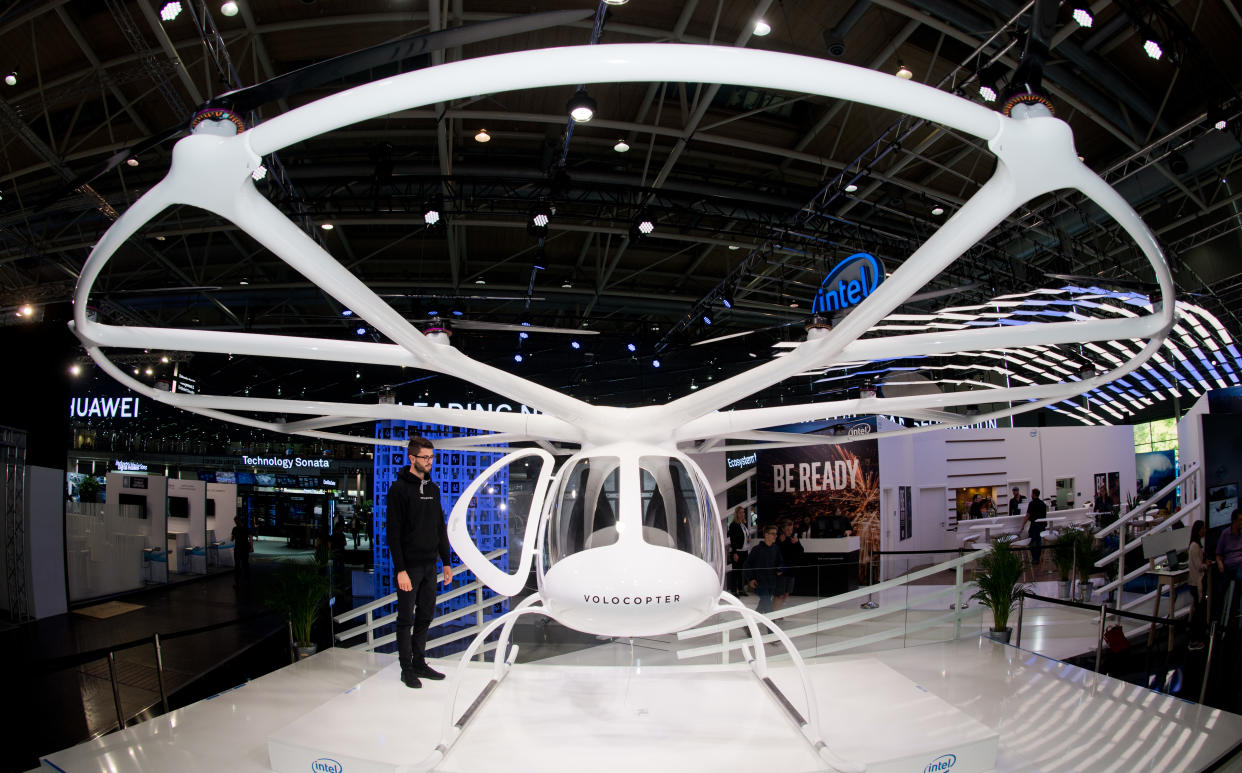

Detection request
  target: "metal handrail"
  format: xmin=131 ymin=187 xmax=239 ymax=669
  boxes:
xmin=332 ymin=548 xmax=508 ymax=652
xmin=1095 ymin=461 xmax=1200 ymax=539
xmin=675 ymin=548 xmax=985 ymax=662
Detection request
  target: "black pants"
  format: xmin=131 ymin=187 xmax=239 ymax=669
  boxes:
xmin=234 ymin=549 xmax=250 ymax=586
xmin=396 ymin=562 xmax=439 ymax=671
xmin=1028 ymin=529 xmax=1043 ymax=565
xmin=728 ymin=550 xmax=747 ymax=594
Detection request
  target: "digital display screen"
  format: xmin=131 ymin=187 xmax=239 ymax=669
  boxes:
xmin=235 ymin=471 xmax=256 ymax=485
xmin=299 ymin=476 xmax=319 ymax=489
xmin=126 ymin=476 xmax=148 ymax=489
xmin=197 ymin=470 xmax=216 ymax=483
xmin=168 ymin=496 xmax=189 ymax=518
xmin=255 ymin=473 xmax=276 ymax=486
xmin=1208 ymin=483 xmax=1238 ymax=529
xmin=275 ymin=474 xmax=298 ymax=488
xmin=214 ymin=471 xmax=237 ymax=484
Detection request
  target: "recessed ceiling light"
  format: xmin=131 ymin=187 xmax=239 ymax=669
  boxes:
xmin=753 ymin=19 xmax=771 ymax=36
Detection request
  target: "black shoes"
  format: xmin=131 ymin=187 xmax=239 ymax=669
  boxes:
xmin=400 ymin=670 xmax=422 ymax=689
xmin=413 ymin=664 xmax=445 ymax=680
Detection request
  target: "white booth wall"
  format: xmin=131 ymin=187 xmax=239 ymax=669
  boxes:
xmin=205 ymin=481 xmax=237 ymax=541
xmin=167 ymin=478 xmax=207 ymax=575
xmin=877 ymin=424 xmax=1136 ymax=580
xmin=0 ymin=465 xmax=68 ymax=619
xmin=1175 ymin=392 xmax=1210 ymax=475
xmin=67 ymin=472 xmax=168 ymax=600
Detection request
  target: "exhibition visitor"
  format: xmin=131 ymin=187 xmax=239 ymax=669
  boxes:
xmin=1008 ymin=487 xmax=1024 ymax=516
xmin=1022 ymin=488 xmax=1048 ymax=567
xmin=776 ymin=519 xmax=804 ymax=609
xmin=386 ymin=435 xmax=454 ymax=688
xmin=231 ymin=515 xmax=251 ymax=589
xmin=1188 ymin=520 xmax=1207 ymax=651
xmin=728 ymin=506 xmax=748 ymax=597
xmin=968 ymin=493 xmax=984 ymax=520
xmin=744 ymin=525 xmax=783 ymax=613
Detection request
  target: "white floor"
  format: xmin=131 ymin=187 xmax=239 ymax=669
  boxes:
xmin=41 ymin=631 xmax=1242 ymax=773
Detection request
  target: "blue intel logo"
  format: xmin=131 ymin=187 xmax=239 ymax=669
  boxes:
xmin=925 ymin=753 xmax=956 ymax=773
xmin=811 ymin=252 xmax=884 ymax=313
xmin=311 ymin=759 xmax=343 ymax=773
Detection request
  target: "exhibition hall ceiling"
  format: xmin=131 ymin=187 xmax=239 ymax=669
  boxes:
xmin=1 ymin=0 xmax=1240 ymax=414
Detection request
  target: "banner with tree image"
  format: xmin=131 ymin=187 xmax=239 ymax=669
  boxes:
xmin=756 ymin=417 xmax=880 ymax=579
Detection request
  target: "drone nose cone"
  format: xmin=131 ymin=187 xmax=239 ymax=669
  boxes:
xmin=541 ymin=544 xmax=721 ymax=637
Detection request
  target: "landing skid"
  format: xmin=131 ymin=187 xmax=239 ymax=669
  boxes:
xmin=405 ymin=593 xmax=864 ymax=773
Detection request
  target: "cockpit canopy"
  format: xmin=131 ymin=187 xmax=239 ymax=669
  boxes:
xmin=539 ymin=450 xmax=724 ymax=580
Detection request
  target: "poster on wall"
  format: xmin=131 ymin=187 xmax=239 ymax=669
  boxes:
xmin=1092 ymin=472 xmax=1120 ymax=509
xmin=1136 ymin=449 xmax=1178 ymax=511
xmin=1202 ymin=414 xmax=1242 ymax=530
xmin=898 ymin=485 xmax=912 ymax=541
xmin=756 ymin=417 xmax=880 ymax=570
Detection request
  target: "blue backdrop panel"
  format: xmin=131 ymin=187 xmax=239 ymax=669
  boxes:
xmin=372 ymin=420 xmax=509 ymax=641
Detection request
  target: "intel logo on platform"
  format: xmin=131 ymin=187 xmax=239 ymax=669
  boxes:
xmin=924 ymin=753 xmax=956 ymax=772
xmin=811 ymin=252 xmax=885 ymax=313
xmin=311 ymin=758 xmax=343 ymax=773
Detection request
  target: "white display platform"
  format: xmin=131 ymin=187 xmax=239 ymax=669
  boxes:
xmin=268 ymin=657 xmax=998 ymax=773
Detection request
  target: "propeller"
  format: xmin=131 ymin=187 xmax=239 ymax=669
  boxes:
xmin=43 ymin=9 xmax=594 ymax=208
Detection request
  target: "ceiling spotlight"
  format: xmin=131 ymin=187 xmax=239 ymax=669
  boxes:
xmin=70 ymin=364 xmax=82 ymax=376
xmin=220 ymin=1 xmax=239 ymax=17
xmin=475 ymin=128 xmax=491 ymax=143
xmin=627 ymin=343 xmax=637 ymax=352
xmin=844 ymin=183 xmax=859 ymax=193
xmin=652 ymin=359 xmax=661 ymax=368
xmin=1072 ymin=8 xmax=1093 ymax=28
xmin=1216 ymin=119 xmax=1228 ymax=131
xmin=703 ymin=315 xmax=712 ymax=325
xmin=144 ymin=367 xmax=154 ymax=376
xmin=571 ymin=340 xmax=581 ymax=350
xmin=602 ymin=0 xmax=629 ymax=4
xmin=637 ymin=218 xmax=655 ymax=235
xmin=474 ymin=277 xmax=486 ymax=285
xmin=613 ymin=138 xmax=630 ymax=153
xmin=528 ymin=203 xmax=552 ymax=237
xmin=518 ymin=331 xmax=529 ymax=340
xmin=161 ymin=356 xmax=170 ymax=364
xmin=514 ymin=354 xmax=524 ymax=363
xmin=320 ymin=222 xmax=334 ymax=230
xmin=1143 ymin=40 xmax=1162 ymax=60
xmin=728 ymin=244 xmax=740 ymax=251
xmin=17 ymin=304 xmax=33 ymax=317
xmin=931 ymin=205 xmax=945 ymax=216
xmin=251 ymin=165 xmax=267 ymax=181
xmin=753 ymin=19 xmax=771 ymax=36
xmin=355 ymin=326 xmax=367 ymax=335
xmin=567 ymin=88 xmax=597 ymax=122
xmin=423 ymin=201 xmax=441 ymax=226
xmin=126 ymin=157 xmax=140 ymax=167
xmin=3 ymin=71 xmax=16 ymax=87
xmin=160 ymin=2 xmax=182 ymax=21
xmin=789 ymin=301 xmax=800 ymax=308
xmin=721 ymin=295 xmax=733 ymax=309
xmin=238 ymin=277 xmax=249 ymax=285
xmin=561 ymin=280 xmax=573 ymax=288
xmin=896 ymin=63 xmax=913 ymax=80
xmin=341 ymin=309 xmax=353 ymax=317
xmin=978 ymin=85 xmax=997 ymax=103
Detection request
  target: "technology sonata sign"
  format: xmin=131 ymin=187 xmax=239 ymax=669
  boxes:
xmin=239 ymin=455 xmax=331 ymax=469
xmin=811 ymin=252 xmax=885 ymax=313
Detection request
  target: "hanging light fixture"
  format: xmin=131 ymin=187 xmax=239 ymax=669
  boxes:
xmin=474 ymin=128 xmax=491 ymax=143
xmin=220 ymin=1 xmax=239 ymax=17
xmin=527 ymin=203 xmax=552 ymax=237
xmin=613 ymin=138 xmax=630 ymax=153
xmin=1072 ymin=8 xmax=1093 ymax=27
xmin=566 ymin=88 xmax=597 ymax=122
xmin=3 ymin=70 xmax=17 ymax=87
xmin=160 ymin=2 xmax=182 ymax=21
xmin=753 ymin=19 xmax=772 ymax=36
xmin=1143 ymin=39 xmax=1163 ymax=60
xmin=896 ymin=62 xmax=913 ymax=80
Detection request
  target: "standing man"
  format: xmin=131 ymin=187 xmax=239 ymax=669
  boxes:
xmin=1022 ymin=487 xmax=1048 ymax=569
xmin=727 ymin=507 xmax=749 ymax=597
xmin=386 ymin=436 xmax=453 ymax=688
xmin=231 ymin=514 xmax=252 ymax=589
xmin=1008 ymin=487 xmax=1024 ymax=516
xmin=744 ymin=525 xmax=783 ymax=613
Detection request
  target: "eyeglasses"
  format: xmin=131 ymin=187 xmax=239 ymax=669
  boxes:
xmin=413 ymin=453 xmax=435 ymax=460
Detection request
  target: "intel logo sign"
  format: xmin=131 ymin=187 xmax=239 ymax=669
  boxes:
xmin=812 ymin=252 xmax=885 ymax=313
xmin=311 ymin=758 xmax=343 ymax=773
xmin=925 ymin=753 xmax=956 ymax=772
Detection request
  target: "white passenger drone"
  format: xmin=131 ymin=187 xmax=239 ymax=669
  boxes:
xmin=71 ymin=42 xmax=1174 ymax=773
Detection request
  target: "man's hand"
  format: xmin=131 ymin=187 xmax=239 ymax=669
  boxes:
xmin=397 ymin=570 xmax=412 ymax=592
xmin=442 ymin=566 xmax=453 ymax=585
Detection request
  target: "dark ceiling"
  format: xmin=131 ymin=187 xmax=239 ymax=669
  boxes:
xmin=2 ymin=0 xmax=1240 ymax=416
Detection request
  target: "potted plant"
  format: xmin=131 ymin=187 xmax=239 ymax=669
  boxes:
xmin=1050 ymin=530 xmax=1077 ymax=598
xmin=1071 ymin=526 xmax=1100 ymax=603
xmin=971 ymin=536 xmax=1027 ymax=644
xmin=268 ymin=557 xmax=333 ymax=659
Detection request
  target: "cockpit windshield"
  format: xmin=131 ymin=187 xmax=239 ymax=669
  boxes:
xmin=640 ymin=455 xmax=722 ymax=571
xmin=543 ymin=456 xmax=620 ymax=566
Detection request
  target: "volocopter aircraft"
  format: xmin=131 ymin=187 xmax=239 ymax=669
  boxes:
xmin=70 ymin=40 xmax=1174 ymax=773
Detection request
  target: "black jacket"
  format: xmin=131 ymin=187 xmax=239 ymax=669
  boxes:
xmin=385 ymin=468 xmax=451 ymax=574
